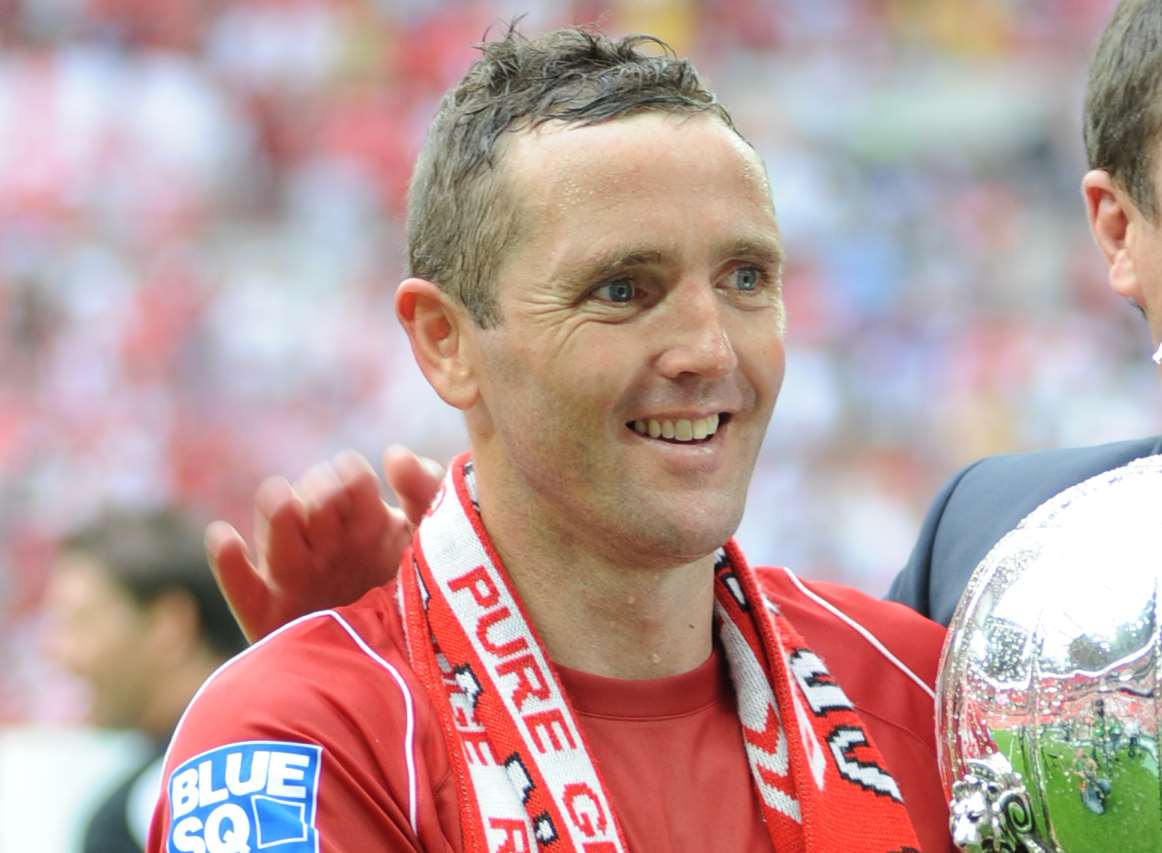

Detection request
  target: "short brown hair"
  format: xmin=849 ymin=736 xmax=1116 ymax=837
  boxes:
xmin=407 ymin=25 xmax=739 ymax=326
xmin=62 ymin=508 xmax=245 ymax=659
xmin=1084 ymin=0 xmax=1162 ymax=219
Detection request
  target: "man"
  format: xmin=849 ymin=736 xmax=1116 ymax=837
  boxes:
xmin=44 ymin=508 xmax=245 ymax=853
xmin=888 ymin=0 xmax=1162 ymax=626
xmin=152 ymin=28 xmax=949 ymax=852
xmin=205 ymin=3 xmax=1162 ymax=643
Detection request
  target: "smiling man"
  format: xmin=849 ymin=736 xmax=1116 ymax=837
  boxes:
xmin=149 ymin=28 xmax=949 ymax=853
xmin=440 ymin=112 xmax=786 ymax=683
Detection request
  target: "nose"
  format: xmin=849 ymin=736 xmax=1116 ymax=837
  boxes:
xmin=655 ymin=283 xmax=738 ymax=380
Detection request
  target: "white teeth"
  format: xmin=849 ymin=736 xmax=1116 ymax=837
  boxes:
xmin=631 ymin=414 xmax=722 ymax=442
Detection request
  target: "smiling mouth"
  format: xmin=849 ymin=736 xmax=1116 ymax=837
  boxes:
xmin=626 ymin=413 xmax=730 ymax=443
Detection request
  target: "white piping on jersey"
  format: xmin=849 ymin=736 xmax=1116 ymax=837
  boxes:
xmin=325 ymin=610 xmax=419 ymax=835
xmin=164 ymin=609 xmax=420 ymax=837
xmin=770 ymin=566 xmax=937 ymax=702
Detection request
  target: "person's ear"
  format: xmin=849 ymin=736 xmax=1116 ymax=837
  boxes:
xmin=395 ymin=279 xmax=481 ymax=410
xmin=1083 ymin=169 xmax=1144 ymax=306
xmin=144 ymin=590 xmax=200 ymax=663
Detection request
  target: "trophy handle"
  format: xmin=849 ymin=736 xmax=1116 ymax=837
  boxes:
xmin=949 ymin=752 xmax=1051 ymax=853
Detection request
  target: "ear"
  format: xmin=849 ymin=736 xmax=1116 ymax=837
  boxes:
xmin=395 ymin=278 xmax=480 ymax=410
xmin=1083 ymin=169 xmax=1143 ymax=305
xmin=144 ymin=591 xmax=200 ymax=663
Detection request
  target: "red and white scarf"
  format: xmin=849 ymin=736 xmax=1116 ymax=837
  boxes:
xmin=399 ymin=453 xmax=920 ymax=853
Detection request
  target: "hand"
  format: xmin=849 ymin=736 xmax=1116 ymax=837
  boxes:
xmin=207 ymin=446 xmax=444 ymax=642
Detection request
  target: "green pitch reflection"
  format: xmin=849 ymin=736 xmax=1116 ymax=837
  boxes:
xmin=991 ymin=723 xmax=1160 ymax=852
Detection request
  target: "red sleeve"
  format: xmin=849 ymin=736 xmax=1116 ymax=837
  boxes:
xmin=147 ymin=609 xmax=456 ymax=853
xmin=758 ymin=567 xmax=955 ymax=853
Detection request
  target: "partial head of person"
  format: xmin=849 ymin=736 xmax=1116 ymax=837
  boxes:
xmin=44 ymin=508 xmax=245 ymax=737
xmin=397 ymin=26 xmax=786 ymax=571
xmin=1083 ymin=0 xmax=1162 ymax=359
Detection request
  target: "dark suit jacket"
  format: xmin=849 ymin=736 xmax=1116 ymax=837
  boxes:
xmin=887 ymin=435 xmax=1162 ymax=626
xmin=82 ymin=747 xmax=163 ymax=853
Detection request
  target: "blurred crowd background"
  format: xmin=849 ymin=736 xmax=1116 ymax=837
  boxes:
xmin=0 ymin=0 xmax=1151 ymax=764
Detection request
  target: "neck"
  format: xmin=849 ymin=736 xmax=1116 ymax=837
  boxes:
xmin=473 ymin=462 xmax=717 ymax=680
xmin=139 ymin=650 xmax=223 ymax=740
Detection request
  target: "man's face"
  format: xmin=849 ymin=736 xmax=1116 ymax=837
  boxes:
xmin=1129 ymin=206 xmax=1162 ymax=360
xmin=465 ymin=112 xmax=785 ymax=568
xmin=1125 ymin=195 xmax=1162 ymax=355
xmin=43 ymin=555 xmax=154 ymax=728
xmin=1087 ymin=157 xmax=1162 ymax=367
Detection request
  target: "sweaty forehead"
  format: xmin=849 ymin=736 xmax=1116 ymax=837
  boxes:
xmin=502 ymin=112 xmax=774 ymax=224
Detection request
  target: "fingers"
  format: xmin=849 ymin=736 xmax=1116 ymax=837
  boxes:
xmin=224 ymin=451 xmax=397 ymax=643
xmin=379 ymin=503 xmax=415 ymax=583
xmin=297 ymin=461 xmax=349 ymax=554
xmin=254 ymin=475 xmax=310 ymax=583
xmin=334 ymin=450 xmax=382 ymax=516
xmin=205 ymin=520 xmax=266 ymax=643
xmin=235 ymin=450 xmax=428 ymax=634
xmin=334 ymin=450 xmax=391 ymax=546
xmin=383 ymin=445 xmax=443 ymax=524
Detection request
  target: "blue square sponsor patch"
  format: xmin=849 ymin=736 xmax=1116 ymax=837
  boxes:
xmin=167 ymin=741 xmax=322 ymax=853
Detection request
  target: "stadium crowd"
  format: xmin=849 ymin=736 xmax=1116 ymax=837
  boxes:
xmin=1 ymin=0 xmax=1149 ymax=725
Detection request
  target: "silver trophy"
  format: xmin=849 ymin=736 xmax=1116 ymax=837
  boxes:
xmin=937 ymin=455 xmax=1162 ymax=852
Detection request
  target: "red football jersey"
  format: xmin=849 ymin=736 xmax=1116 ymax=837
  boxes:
xmin=148 ymin=567 xmax=951 ymax=853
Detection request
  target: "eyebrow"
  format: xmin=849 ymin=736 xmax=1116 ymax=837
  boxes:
xmin=721 ymin=237 xmax=783 ymax=270
xmin=555 ymin=248 xmax=667 ymax=293
xmin=555 ymin=235 xmax=783 ymax=293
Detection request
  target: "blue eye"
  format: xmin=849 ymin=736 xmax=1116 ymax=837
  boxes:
xmin=731 ymin=267 xmax=762 ymax=292
xmin=594 ymin=279 xmax=636 ymax=303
